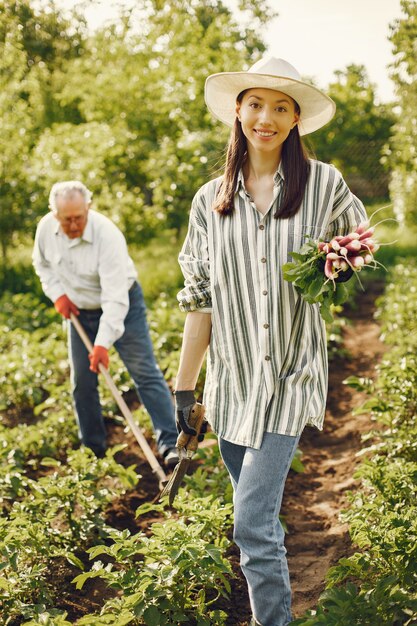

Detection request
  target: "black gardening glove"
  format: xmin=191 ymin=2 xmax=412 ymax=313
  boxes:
xmin=174 ymin=390 xmax=208 ymax=442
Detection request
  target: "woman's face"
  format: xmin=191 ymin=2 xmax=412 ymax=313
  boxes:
xmin=236 ymin=88 xmax=299 ymax=156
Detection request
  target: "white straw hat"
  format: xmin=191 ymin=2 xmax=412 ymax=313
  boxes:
xmin=205 ymin=56 xmax=336 ymax=136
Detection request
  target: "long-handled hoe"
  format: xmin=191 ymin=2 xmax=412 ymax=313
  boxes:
xmin=70 ymin=313 xmax=168 ymax=490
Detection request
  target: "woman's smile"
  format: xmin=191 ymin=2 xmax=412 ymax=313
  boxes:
xmin=253 ymin=128 xmax=278 ymax=139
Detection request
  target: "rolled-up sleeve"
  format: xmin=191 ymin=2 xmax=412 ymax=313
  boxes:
xmin=177 ymin=192 xmax=211 ymax=312
xmin=324 ymin=172 xmax=368 ymax=241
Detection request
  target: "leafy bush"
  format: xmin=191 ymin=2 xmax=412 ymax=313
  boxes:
xmin=0 ymin=447 xmax=138 ymax=624
xmin=291 ymin=260 xmax=417 ymax=625
xmin=73 ymin=497 xmax=233 ymax=626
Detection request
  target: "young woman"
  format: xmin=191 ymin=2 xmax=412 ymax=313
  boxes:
xmin=174 ymin=57 xmax=367 ymax=626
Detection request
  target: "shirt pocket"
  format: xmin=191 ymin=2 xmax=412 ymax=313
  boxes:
xmin=72 ymin=253 xmax=97 ymax=280
xmin=43 ymin=251 xmax=62 ymax=266
xmin=286 ymin=224 xmax=323 ymax=262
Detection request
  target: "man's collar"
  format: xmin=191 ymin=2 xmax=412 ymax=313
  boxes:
xmin=53 ymin=211 xmax=93 ymax=244
xmin=80 ymin=214 xmax=93 ymax=243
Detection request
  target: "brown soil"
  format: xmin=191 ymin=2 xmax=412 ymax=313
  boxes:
xmin=285 ymin=280 xmax=386 ymax=619
xmin=53 ymin=280 xmax=386 ymax=625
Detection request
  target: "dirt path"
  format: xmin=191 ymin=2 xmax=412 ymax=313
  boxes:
xmin=284 ymin=281 xmax=386 ymax=619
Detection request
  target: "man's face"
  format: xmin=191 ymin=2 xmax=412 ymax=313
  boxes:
xmin=54 ymin=192 xmax=89 ymax=239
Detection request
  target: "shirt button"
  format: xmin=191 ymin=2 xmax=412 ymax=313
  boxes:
xmin=261 ymin=257 xmax=266 ymax=263
xmin=259 ymin=224 xmax=265 ymax=230
xmin=262 ymin=290 xmax=268 ymax=296
xmin=263 ymin=323 xmax=269 ymax=329
xmin=265 ymin=355 xmax=271 ymax=361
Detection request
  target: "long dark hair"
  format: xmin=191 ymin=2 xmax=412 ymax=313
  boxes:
xmin=212 ymin=91 xmax=311 ymax=219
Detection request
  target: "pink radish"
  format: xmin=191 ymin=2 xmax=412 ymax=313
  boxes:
xmin=360 ymin=238 xmax=377 ymax=253
xmin=359 ymin=227 xmax=375 ymax=240
xmin=324 ymin=258 xmax=338 ymax=279
xmin=345 ymin=239 xmax=362 ymax=253
xmin=355 ymin=221 xmax=370 ymax=235
xmin=326 ymin=252 xmax=341 ymax=260
xmin=337 ymin=232 xmax=360 ymax=247
xmin=351 ymin=255 xmax=365 ymax=270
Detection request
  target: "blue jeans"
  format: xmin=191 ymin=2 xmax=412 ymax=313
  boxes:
xmin=67 ymin=282 xmax=177 ymax=457
xmin=219 ymin=432 xmax=300 ymax=626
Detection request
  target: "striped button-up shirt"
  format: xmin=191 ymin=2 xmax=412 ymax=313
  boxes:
xmin=33 ymin=210 xmax=137 ymax=348
xmin=177 ymin=159 xmax=367 ymax=447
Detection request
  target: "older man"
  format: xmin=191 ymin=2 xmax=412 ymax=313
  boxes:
xmin=33 ymin=180 xmax=178 ymax=467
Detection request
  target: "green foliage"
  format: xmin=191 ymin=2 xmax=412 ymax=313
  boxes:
xmin=0 ymin=261 xmax=47 ymax=298
xmin=147 ymin=292 xmax=186 ymax=383
xmin=0 ymin=447 xmax=138 ymax=624
xmin=0 ymin=20 xmax=36 ymax=264
xmin=73 ymin=496 xmax=233 ymax=626
xmin=283 ymin=237 xmax=359 ymax=323
xmin=25 ymin=0 xmax=270 ymax=247
xmin=0 ymin=0 xmax=88 ymax=263
xmin=310 ymin=64 xmax=394 ymax=202
xmin=387 ymin=1 xmax=417 ymax=227
xmin=0 ymin=322 xmax=69 ymax=410
xmin=292 ymin=259 xmax=417 ymax=625
xmin=0 ymin=290 xmax=58 ymax=330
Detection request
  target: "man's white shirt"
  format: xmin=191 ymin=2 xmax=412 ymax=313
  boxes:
xmin=33 ymin=209 xmax=137 ymax=348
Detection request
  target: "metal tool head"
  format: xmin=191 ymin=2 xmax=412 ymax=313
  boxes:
xmin=159 ymin=403 xmax=205 ymax=505
xmin=159 ymin=450 xmax=191 ymax=505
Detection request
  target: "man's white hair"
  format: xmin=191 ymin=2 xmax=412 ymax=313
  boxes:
xmin=49 ymin=181 xmax=93 ymax=213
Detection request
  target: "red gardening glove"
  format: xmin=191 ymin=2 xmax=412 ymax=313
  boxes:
xmin=88 ymin=345 xmax=109 ymax=373
xmin=54 ymin=294 xmax=79 ymax=319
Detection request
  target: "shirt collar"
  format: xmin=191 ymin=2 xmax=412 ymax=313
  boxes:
xmin=80 ymin=214 xmax=93 ymax=243
xmin=53 ymin=212 xmax=93 ymax=245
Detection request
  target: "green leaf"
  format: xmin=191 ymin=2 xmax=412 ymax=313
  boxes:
xmin=334 ymin=282 xmax=349 ymax=306
xmin=290 ymin=251 xmax=306 ymax=261
xmin=320 ymin=303 xmax=334 ymax=323
xmin=40 ymin=457 xmax=62 ymax=467
xmin=143 ymin=606 xmax=162 ymax=626
xmin=65 ymin=552 xmax=85 ymax=570
xmin=307 ymin=276 xmax=324 ymax=299
xmin=0 ymin=576 xmax=10 ymax=590
xmin=72 ymin=569 xmax=106 ymax=590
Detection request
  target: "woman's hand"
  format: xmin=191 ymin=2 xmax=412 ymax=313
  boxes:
xmin=174 ymin=390 xmax=209 ymax=442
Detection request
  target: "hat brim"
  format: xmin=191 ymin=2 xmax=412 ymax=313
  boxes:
xmin=204 ymin=72 xmax=336 ymax=136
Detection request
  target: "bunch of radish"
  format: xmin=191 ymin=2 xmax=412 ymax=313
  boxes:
xmin=317 ymin=221 xmax=380 ymax=282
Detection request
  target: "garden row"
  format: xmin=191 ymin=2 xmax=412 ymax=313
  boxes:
xmin=0 ymin=268 xmax=350 ymax=625
xmin=292 ymin=260 xmax=417 ymax=626
xmin=0 ymin=288 xmax=236 ymax=625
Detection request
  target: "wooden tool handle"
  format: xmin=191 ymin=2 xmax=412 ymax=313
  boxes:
xmin=176 ymin=403 xmax=206 ymax=451
xmin=69 ymin=313 xmax=168 ymax=486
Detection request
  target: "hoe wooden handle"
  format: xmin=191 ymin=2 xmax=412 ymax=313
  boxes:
xmin=70 ymin=313 xmax=168 ymax=486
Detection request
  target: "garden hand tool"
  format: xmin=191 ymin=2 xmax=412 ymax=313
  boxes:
xmin=70 ymin=312 xmax=168 ymax=489
xmin=159 ymin=402 xmax=206 ymax=505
